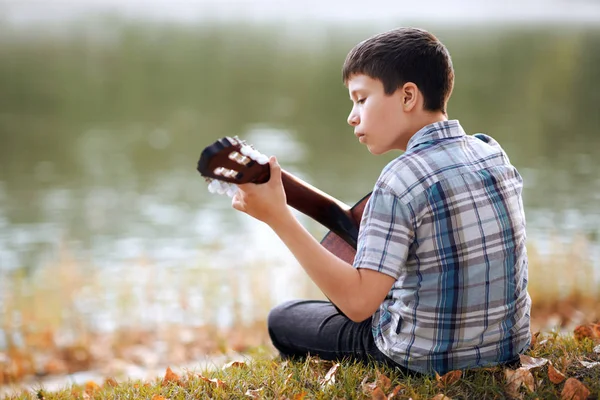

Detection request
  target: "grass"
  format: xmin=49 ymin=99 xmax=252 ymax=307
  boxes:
xmin=2 ymin=334 xmax=600 ymax=399
xmin=1 ymin=235 xmax=599 ymax=394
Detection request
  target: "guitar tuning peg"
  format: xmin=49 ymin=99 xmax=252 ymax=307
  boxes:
xmin=226 ymin=185 xmax=238 ymax=198
xmin=256 ymin=154 xmax=269 ymax=165
xmin=216 ymin=181 xmax=228 ymax=195
xmin=208 ymin=179 xmax=219 ymax=194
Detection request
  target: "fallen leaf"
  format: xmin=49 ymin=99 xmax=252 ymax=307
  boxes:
xmin=505 ymin=367 xmax=535 ymax=399
xmin=293 ymin=392 xmax=307 ymax=400
xmin=85 ymin=381 xmax=100 ymax=394
xmin=593 ymin=323 xmax=600 ymax=339
xmin=387 ymin=384 xmax=404 ymax=399
xmin=573 ymin=325 xmax=594 ymax=342
xmin=560 ymin=377 xmax=590 ymax=400
xmin=222 ymin=360 xmax=247 ymax=370
xmin=162 ymin=367 xmax=181 ymax=386
xmin=430 ymin=395 xmax=453 ymax=400
xmin=245 ymin=388 xmax=263 ymax=398
xmin=198 ymin=374 xmax=226 ymax=388
xmin=151 ymin=396 xmax=168 ymax=400
xmin=530 ymin=331 xmax=541 ymax=349
xmin=548 ymin=363 xmax=566 ymax=384
xmin=594 ymin=344 xmax=600 ymax=354
xmin=519 ymin=355 xmax=548 ymax=370
xmin=436 ymin=370 xmax=462 ymax=387
xmin=579 ymin=360 xmax=600 ymax=369
xmin=376 ymin=370 xmax=392 ymax=391
xmin=104 ymin=377 xmax=118 ymax=387
xmin=319 ymin=363 xmax=339 ymax=387
xmin=361 ymin=376 xmax=378 ymax=394
xmin=371 ymin=387 xmax=387 ymax=400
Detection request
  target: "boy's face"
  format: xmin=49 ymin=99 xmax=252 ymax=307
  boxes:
xmin=346 ymin=74 xmax=414 ymax=154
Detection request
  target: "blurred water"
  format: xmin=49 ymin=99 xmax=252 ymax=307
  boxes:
xmin=0 ymin=9 xmax=599 ymax=337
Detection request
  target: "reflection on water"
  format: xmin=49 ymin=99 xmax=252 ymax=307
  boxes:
xmin=0 ymin=19 xmax=599 ymax=340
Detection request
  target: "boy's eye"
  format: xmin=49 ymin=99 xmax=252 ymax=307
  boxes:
xmin=357 ymin=98 xmax=366 ymax=104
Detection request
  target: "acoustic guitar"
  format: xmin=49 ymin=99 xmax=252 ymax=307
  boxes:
xmin=197 ymin=136 xmax=372 ymax=264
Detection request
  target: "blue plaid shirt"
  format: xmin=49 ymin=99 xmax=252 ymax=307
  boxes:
xmin=354 ymin=120 xmax=531 ymax=375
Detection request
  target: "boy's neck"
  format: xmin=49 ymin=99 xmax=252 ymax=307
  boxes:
xmin=414 ymin=111 xmax=448 ymax=132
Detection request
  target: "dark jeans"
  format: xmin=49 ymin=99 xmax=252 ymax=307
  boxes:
xmin=268 ymin=299 xmax=522 ymax=375
xmin=267 ymin=299 xmax=414 ymax=375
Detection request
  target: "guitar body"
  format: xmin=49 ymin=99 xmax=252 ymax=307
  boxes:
xmin=320 ymin=193 xmax=371 ymax=264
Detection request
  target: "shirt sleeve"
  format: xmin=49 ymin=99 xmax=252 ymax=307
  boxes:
xmin=353 ymin=187 xmax=415 ymax=280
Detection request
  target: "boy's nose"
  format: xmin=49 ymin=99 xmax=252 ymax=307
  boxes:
xmin=347 ymin=111 xmax=360 ymax=126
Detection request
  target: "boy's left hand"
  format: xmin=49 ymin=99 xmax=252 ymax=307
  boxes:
xmin=231 ymin=156 xmax=291 ymax=226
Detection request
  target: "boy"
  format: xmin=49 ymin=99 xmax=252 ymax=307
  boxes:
xmin=231 ymin=27 xmax=531 ymax=375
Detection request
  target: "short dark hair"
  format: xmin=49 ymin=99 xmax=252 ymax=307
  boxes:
xmin=342 ymin=27 xmax=454 ymax=114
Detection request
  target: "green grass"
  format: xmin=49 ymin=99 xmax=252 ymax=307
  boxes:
xmin=4 ymin=334 xmax=599 ymax=400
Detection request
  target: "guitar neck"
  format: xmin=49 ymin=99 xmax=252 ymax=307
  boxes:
xmin=280 ymin=170 xmax=360 ymax=248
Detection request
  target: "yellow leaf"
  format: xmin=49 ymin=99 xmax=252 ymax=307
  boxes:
xmin=162 ymin=367 xmax=181 ymax=386
xmin=560 ymin=378 xmax=590 ymax=400
xmin=222 ymin=360 xmax=247 ymax=370
xmin=85 ymin=381 xmax=100 ymax=394
xmin=519 ymin=355 xmax=548 ymax=370
xmin=436 ymin=370 xmax=462 ymax=387
xmin=548 ymin=363 xmax=566 ymax=384
xmin=371 ymin=387 xmax=387 ymax=400
xmin=293 ymin=391 xmax=307 ymax=400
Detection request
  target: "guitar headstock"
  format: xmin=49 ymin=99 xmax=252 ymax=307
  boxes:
xmin=197 ymin=136 xmax=271 ymax=196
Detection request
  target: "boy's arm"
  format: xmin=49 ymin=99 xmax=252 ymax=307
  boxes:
xmin=232 ymin=157 xmax=395 ymax=322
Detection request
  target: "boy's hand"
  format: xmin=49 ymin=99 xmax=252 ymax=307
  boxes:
xmin=231 ymin=156 xmax=291 ymax=226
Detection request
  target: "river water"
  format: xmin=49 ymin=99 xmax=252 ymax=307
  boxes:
xmin=0 ymin=2 xmax=599 ymax=341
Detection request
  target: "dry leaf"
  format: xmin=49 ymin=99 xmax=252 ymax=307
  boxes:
xmin=573 ymin=325 xmax=594 ymax=341
xmin=505 ymin=367 xmax=535 ymax=399
xmin=222 ymin=360 xmax=247 ymax=370
xmin=430 ymin=395 xmax=453 ymax=400
xmin=561 ymin=377 xmax=590 ymax=400
xmin=436 ymin=370 xmax=462 ymax=387
xmin=162 ymin=367 xmax=181 ymax=386
xmin=530 ymin=331 xmax=541 ymax=349
xmin=245 ymin=388 xmax=263 ymax=398
xmin=293 ymin=392 xmax=307 ymax=400
xmin=198 ymin=374 xmax=226 ymax=388
xmin=387 ymin=384 xmax=404 ymax=399
xmin=548 ymin=363 xmax=566 ymax=384
xmin=319 ymin=363 xmax=339 ymax=387
xmin=85 ymin=381 xmax=100 ymax=394
xmin=371 ymin=387 xmax=387 ymax=400
xmin=104 ymin=377 xmax=118 ymax=387
xmin=579 ymin=360 xmax=600 ymax=368
xmin=361 ymin=376 xmax=378 ymax=394
xmin=519 ymin=355 xmax=548 ymax=370
xmin=151 ymin=396 xmax=168 ymax=400
xmin=376 ymin=371 xmax=393 ymax=391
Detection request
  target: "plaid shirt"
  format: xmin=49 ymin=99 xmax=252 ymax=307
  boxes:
xmin=354 ymin=120 xmax=531 ymax=375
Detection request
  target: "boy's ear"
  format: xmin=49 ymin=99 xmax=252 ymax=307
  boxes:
xmin=401 ymin=82 xmax=418 ymax=111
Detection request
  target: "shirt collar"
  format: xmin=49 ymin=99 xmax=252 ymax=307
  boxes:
xmin=406 ymin=119 xmax=465 ymax=151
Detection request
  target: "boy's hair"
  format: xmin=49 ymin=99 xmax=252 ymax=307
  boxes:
xmin=342 ymin=27 xmax=454 ymax=114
